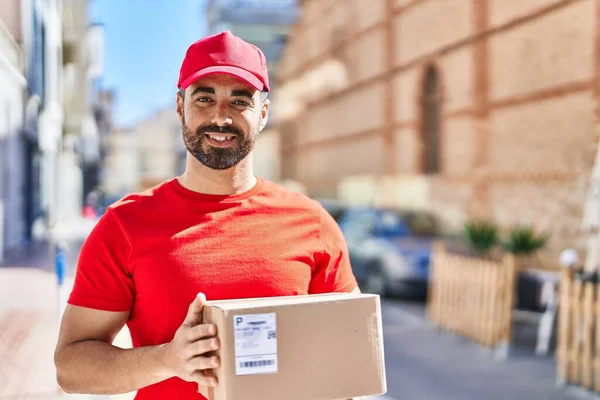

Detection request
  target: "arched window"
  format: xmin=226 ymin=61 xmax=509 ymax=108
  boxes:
xmin=421 ymin=65 xmax=441 ymax=174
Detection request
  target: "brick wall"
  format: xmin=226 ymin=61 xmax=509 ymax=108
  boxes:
xmin=277 ymin=0 xmax=597 ymax=250
xmin=393 ymin=0 xmax=474 ymax=66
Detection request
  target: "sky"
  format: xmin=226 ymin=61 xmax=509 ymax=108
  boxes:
xmin=90 ymin=0 xmax=208 ymax=128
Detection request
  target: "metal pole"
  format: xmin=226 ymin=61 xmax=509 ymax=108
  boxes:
xmin=0 ymin=200 xmax=4 ymax=264
xmin=535 ymin=279 xmax=558 ymax=356
xmin=55 ymin=240 xmax=68 ymax=322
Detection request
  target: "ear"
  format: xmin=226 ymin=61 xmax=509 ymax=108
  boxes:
xmin=176 ymin=91 xmax=184 ymax=124
xmin=259 ymin=99 xmax=270 ymax=132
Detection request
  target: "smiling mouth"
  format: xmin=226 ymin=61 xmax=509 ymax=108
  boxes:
xmin=204 ymin=133 xmax=237 ymax=145
xmin=207 ymin=134 xmax=235 ymax=141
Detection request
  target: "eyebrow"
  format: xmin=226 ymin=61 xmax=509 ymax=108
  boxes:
xmin=190 ymin=86 xmax=255 ymax=102
xmin=190 ymin=87 xmax=215 ymax=97
xmin=231 ymin=90 xmax=254 ymax=100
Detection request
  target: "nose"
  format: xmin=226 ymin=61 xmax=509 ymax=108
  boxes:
xmin=211 ymin=101 xmax=233 ymax=127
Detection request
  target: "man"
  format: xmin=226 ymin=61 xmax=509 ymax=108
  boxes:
xmin=54 ymin=31 xmax=359 ymax=399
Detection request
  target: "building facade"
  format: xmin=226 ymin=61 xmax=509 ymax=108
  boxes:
xmin=205 ymin=0 xmax=298 ymax=182
xmin=101 ymin=107 xmax=184 ymax=197
xmin=135 ymin=108 xmax=183 ymax=190
xmin=60 ymin=0 xmax=104 ymax=222
xmin=276 ymin=0 xmax=598 ymax=251
xmin=0 ymin=0 xmax=105 ymax=258
xmin=88 ymin=89 xmax=115 ymax=198
xmin=102 ymin=128 xmax=140 ymax=198
xmin=0 ymin=0 xmax=27 ymax=259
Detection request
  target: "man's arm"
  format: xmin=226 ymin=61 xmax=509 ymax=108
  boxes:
xmin=55 ymin=293 xmax=220 ymax=394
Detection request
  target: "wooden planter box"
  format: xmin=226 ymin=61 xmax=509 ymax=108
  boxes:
xmin=427 ymin=242 xmax=517 ymax=356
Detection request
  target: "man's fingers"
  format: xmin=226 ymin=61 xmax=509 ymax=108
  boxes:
xmin=186 ymin=323 xmax=217 ymax=343
xmin=190 ymin=354 xmax=220 ymax=370
xmin=185 ymin=324 xmax=217 ymax=343
xmin=183 ymin=293 xmax=207 ymax=327
xmin=192 ymin=369 xmax=218 ymax=387
xmin=185 ymin=337 xmax=220 ymax=359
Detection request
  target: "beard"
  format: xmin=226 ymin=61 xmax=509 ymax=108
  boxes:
xmin=181 ymin=115 xmax=258 ymax=170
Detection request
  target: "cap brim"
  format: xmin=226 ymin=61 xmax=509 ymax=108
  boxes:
xmin=179 ymin=65 xmax=265 ymax=91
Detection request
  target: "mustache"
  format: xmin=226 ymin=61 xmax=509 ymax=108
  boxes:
xmin=196 ymin=124 xmax=242 ymax=136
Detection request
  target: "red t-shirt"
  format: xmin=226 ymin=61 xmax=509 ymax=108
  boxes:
xmin=68 ymin=177 xmax=357 ymax=399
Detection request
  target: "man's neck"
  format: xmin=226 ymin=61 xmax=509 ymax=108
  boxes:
xmin=178 ymin=155 xmax=257 ymax=195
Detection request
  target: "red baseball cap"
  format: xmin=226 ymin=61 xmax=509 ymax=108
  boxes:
xmin=178 ymin=31 xmax=270 ymax=92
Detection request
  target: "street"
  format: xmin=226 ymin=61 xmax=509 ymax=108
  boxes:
xmin=379 ymin=298 xmax=589 ymax=400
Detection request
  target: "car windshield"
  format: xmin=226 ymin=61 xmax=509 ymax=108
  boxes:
xmin=401 ymin=211 xmax=439 ymax=237
xmin=341 ymin=208 xmax=440 ymax=238
xmin=378 ymin=210 xmax=407 ymax=236
xmin=375 ymin=209 xmax=439 ymax=237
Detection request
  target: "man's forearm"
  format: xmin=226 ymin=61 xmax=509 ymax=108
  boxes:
xmin=55 ymin=340 xmax=171 ymax=395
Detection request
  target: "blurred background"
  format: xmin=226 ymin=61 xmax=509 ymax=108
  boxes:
xmin=2 ymin=0 xmax=600 ymax=399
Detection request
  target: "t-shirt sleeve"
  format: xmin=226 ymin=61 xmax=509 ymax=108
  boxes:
xmin=68 ymin=208 xmax=135 ymax=312
xmin=309 ymin=206 xmax=358 ymax=294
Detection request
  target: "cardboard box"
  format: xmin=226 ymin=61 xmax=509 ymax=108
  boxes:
xmin=199 ymin=293 xmax=386 ymax=400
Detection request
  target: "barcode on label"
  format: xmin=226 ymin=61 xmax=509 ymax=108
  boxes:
xmin=240 ymin=360 xmax=275 ymax=368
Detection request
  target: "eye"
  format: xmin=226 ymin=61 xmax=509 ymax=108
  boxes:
xmin=233 ymin=100 xmax=251 ymax=107
xmin=195 ymin=97 xmax=212 ymax=103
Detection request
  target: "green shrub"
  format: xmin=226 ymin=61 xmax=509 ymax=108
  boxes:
xmin=503 ymin=226 xmax=548 ymax=255
xmin=463 ymin=220 xmax=499 ymax=256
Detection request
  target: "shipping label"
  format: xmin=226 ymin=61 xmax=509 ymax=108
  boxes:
xmin=233 ymin=312 xmax=278 ymax=376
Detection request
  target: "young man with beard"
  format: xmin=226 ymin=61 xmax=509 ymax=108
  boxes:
xmin=54 ymin=31 xmax=359 ymax=399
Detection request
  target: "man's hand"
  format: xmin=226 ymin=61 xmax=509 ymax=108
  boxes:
xmin=162 ymin=293 xmax=220 ymax=387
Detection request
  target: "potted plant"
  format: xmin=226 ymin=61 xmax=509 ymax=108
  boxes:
xmin=502 ymin=226 xmax=548 ymax=268
xmin=462 ymin=220 xmax=499 ymax=259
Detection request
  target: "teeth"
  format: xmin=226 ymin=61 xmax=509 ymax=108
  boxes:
xmin=208 ymin=135 xmax=233 ymax=142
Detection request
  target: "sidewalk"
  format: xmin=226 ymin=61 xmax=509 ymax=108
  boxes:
xmin=0 ymin=266 xmax=73 ymax=399
xmin=0 ymin=216 xmax=135 ymax=400
xmin=0 ymin=263 xmax=135 ymax=399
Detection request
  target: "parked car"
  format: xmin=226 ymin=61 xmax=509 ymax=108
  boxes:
xmin=336 ymin=207 xmax=441 ymax=298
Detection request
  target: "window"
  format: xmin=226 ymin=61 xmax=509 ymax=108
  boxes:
xmin=421 ymin=65 xmax=441 ymax=174
xmin=28 ymin=11 xmax=46 ymax=104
